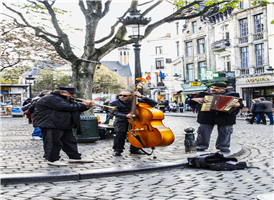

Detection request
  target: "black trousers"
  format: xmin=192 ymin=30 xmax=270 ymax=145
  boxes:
xmin=113 ymin=131 xmax=139 ymax=153
xmin=41 ymin=128 xmax=81 ymax=162
xmin=250 ymin=112 xmax=266 ymax=124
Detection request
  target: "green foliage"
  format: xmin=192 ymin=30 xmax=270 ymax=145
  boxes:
xmin=1 ymin=66 xmax=31 ymax=83
xmin=32 ymin=69 xmax=70 ymax=92
xmin=93 ymin=66 xmax=124 ymax=94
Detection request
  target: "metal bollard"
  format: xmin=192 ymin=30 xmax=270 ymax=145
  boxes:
xmin=184 ymin=127 xmax=197 ymax=153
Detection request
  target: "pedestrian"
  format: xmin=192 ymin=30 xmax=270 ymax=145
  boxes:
xmin=257 ymin=97 xmax=273 ymax=125
xmin=170 ymin=101 xmax=177 ymax=112
xmin=159 ymin=101 xmax=166 ymax=113
xmin=103 ymin=99 xmax=111 ymax=120
xmin=109 ymin=90 xmax=158 ymax=156
xmin=249 ymin=98 xmax=266 ymax=125
xmin=21 ymin=98 xmax=33 ymax=124
xmin=23 ymin=90 xmax=50 ymax=140
xmin=32 ymin=86 xmax=94 ymax=166
xmin=188 ymin=83 xmax=242 ymax=152
xmin=178 ymin=102 xmax=184 ymax=113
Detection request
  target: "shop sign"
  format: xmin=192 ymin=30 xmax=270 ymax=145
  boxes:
xmin=190 ymin=82 xmax=201 ymax=86
xmin=245 ymin=77 xmax=269 ymax=82
xmin=1 ymin=87 xmax=9 ymax=94
xmin=157 ymin=95 xmax=161 ymax=99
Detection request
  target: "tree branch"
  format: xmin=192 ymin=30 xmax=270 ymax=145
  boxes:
xmin=141 ymin=0 xmax=163 ymax=17
xmin=100 ymin=0 xmax=112 ymax=18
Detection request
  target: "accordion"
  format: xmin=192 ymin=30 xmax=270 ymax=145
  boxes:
xmin=201 ymin=95 xmax=241 ymax=113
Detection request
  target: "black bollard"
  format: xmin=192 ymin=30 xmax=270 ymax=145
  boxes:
xmin=184 ymin=127 xmax=197 ymax=153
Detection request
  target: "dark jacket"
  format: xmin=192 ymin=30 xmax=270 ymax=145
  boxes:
xmin=32 ymin=91 xmax=88 ymax=130
xmin=110 ymin=97 xmax=158 ymax=132
xmin=251 ymin=102 xmax=266 ymax=113
xmin=188 ymin=90 xmax=241 ymax=125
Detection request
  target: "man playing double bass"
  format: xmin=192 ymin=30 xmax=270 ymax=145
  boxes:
xmin=110 ymin=90 xmax=158 ymax=156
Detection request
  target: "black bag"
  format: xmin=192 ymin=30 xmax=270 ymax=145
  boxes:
xmin=187 ymin=152 xmax=247 ymax=171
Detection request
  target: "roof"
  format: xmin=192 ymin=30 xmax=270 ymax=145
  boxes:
xmin=100 ymin=61 xmax=132 ymax=76
xmin=22 ymin=61 xmax=63 ymax=76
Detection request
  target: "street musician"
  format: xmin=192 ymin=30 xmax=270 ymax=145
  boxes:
xmin=188 ymin=83 xmax=242 ymax=152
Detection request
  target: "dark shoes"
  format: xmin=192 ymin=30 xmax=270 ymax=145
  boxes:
xmin=130 ymin=150 xmax=145 ymax=155
xmin=196 ymin=148 xmax=206 ymax=151
xmin=218 ymin=149 xmax=230 ymax=152
xmin=113 ymin=151 xmax=122 ymax=156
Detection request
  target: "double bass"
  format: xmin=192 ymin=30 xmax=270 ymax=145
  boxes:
xmin=127 ymin=78 xmax=175 ymax=150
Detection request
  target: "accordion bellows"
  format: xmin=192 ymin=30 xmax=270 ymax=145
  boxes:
xmin=201 ymin=95 xmax=240 ymax=113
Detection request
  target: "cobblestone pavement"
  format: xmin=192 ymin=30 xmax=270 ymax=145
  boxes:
xmin=0 ymin=112 xmax=273 ymax=199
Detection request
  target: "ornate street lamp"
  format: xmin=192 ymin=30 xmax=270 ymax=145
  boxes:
xmin=25 ymin=75 xmax=35 ymax=98
xmin=119 ymin=10 xmax=151 ymax=94
xmin=266 ymin=66 xmax=274 ymax=76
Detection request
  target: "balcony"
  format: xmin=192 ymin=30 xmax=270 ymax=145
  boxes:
xmin=239 ymin=36 xmax=248 ymax=44
xmin=211 ymin=39 xmax=230 ymax=51
xmin=240 ymin=68 xmax=249 ymax=76
xmin=254 ymin=66 xmax=264 ymax=74
xmin=253 ymin=32 xmax=263 ymax=41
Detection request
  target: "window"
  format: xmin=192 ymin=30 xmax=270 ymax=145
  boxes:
xmin=255 ymin=44 xmax=264 ymax=66
xmin=198 ymin=62 xmax=206 ymax=80
xmin=197 ymin=39 xmax=205 ymax=54
xmin=222 ymin=56 xmax=231 ymax=71
xmin=221 ymin=26 xmax=229 ymax=39
xmin=239 ymin=1 xmax=244 ymax=9
xmin=176 ymin=41 xmax=180 ymax=57
xmin=155 ymin=58 xmax=164 ymax=69
xmin=124 ymin=51 xmax=126 ymax=55
xmin=156 ymin=46 xmax=163 ymax=54
xmin=186 ymin=63 xmax=194 ymax=81
xmin=240 ymin=18 xmax=248 ymax=37
xmin=241 ymin=47 xmax=249 ymax=68
xmin=176 ymin=22 xmax=179 ymax=35
xmin=192 ymin=21 xmax=197 ymax=33
xmin=186 ymin=42 xmax=193 ymax=57
xmin=254 ymin=14 xmax=263 ymax=33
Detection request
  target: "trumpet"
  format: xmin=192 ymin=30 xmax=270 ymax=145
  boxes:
xmin=73 ymin=98 xmax=117 ymax=111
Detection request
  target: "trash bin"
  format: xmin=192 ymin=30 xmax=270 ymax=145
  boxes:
xmin=73 ymin=115 xmax=100 ymax=143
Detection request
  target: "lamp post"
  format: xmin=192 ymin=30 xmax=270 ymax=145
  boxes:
xmin=266 ymin=66 xmax=274 ymax=76
xmin=119 ymin=10 xmax=151 ymax=94
xmin=25 ymin=75 xmax=35 ymax=98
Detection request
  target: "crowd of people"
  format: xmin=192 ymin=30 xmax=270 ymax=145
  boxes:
xmin=21 ymin=83 xmax=273 ymax=165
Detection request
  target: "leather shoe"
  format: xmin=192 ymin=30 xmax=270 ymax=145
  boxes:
xmin=196 ymin=149 xmax=206 ymax=151
xmin=218 ymin=149 xmax=230 ymax=152
xmin=47 ymin=161 xmax=67 ymax=166
xmin=130 ymin=150 xmax=145 ymax=155
xmin=113 ymin=151 xmax=121 ymax=156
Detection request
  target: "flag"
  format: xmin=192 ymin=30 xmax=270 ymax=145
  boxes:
xmin=145 ymin=72 xmax=151 ymax=80
xmin=159 ymin=70 xmax=166 ymax=79
xmin=153 ymin=72 xmax=159 ymax=75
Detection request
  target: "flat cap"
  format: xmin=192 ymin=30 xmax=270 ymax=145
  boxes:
xmin=211 ymin=83 xmax=227 ymax=88
xmin=58 ymin=86 xmax=79 ymax=94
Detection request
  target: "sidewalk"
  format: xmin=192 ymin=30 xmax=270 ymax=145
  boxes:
xmin=0 ymin=114 xmax=243 ymax=185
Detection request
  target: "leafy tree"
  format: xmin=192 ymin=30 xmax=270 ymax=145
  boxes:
xmin=92 ymin=65 xmax=124 ymax=94
xmin=32 ymin=69 xmax=70 ymax=92
xmin=0 ymin=20 xmax=67 ymax=72
xmin=1 ymin=65 xmax=31 ymax=84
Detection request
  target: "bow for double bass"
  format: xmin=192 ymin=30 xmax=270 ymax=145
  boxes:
xmin=127 ymin=78 xmax=175 ymax=156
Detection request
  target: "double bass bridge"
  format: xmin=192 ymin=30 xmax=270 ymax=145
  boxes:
xmin=129 ymin=128 xmax=144 ymax=132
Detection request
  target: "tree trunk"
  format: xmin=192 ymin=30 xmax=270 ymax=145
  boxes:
xmin=71 ymin=60 xmax=97 ymax=115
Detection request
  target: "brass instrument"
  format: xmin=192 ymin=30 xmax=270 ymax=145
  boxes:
xmin=73 ymin=98 xmax=117 ymax=111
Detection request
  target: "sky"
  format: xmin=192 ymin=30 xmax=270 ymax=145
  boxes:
xmin=1 ymin=0 xmax=175 ymax=74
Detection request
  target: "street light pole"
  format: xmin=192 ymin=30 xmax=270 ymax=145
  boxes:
xmin=25 ymin=75 xmax=35 ymax=98
xmin=133 ymin=42 xmax=142 ymax=93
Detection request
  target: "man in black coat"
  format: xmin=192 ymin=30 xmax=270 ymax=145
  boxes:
xmin=110 ymin=90 xmax=158 ymax=156
xmin=32 ymin=86 xmax=94 ymax=166
xmin=188 ymin=83 xmax=241 ymax=152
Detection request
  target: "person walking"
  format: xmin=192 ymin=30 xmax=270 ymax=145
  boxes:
xmin=103 ymin=100 xmax=111 ymax=120
xmin=159 ymin=101 xmax=166 ymax=113
xmin=24 ymin=90 xmax=50 ymax=140
xmin=249 ymin=98 xmax=266 ymax=125
xmin=109 ymin=90 xmax=158 ymax=156
xmin=256 ymin=97 xmax=273 ymax=125
xmin=32 ymin=86 xmax=94 ymax=166
xmin=188 ymin=83 xmax=242 ymax=152
xmin=178 ymin=102 xmax=184 ymax=113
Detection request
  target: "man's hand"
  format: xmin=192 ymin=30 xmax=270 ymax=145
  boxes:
xmin=192 ymin=98 xmax=206 ymax=104
xmin=230 ymin=102 xmax=241 ymax=108
xmin=82 ymin=100 xmax=94 ymax=107
xmin=132 ymin=91 xmax=142 ymax=98
xmin=23 ymin=111 xmax=29 ymax=114
xmin=126 ymin=113 xmax=135 ymax=119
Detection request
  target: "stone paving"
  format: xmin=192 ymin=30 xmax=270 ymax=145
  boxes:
xmin=0 ymin=112 xmax=273 ymax=199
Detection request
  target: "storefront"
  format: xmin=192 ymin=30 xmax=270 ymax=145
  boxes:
xmin=1 ymin=84 xmax=28 ymax=116
xmin=236 ymin=75 xmax=274 ymax=108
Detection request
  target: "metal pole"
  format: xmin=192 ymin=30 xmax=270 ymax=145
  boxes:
xmin=29 ymin=84 xmax=32 ymax=98
xmin=133 ymin=42 xmax=143 ymax=94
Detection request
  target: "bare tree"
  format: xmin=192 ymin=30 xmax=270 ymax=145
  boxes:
xmin=2 ymin=0 xmax=238 ymax=103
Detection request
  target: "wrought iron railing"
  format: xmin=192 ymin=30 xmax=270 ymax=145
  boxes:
xmin=211 ymin=39 xmax=230 ymax=49
xmin=239 ymin=36 xmax=248 ymax=44
xmin=253 ymin=32 xmax=263 ymax=41
xmin=240 ymin=68 xmax=249 ymax=76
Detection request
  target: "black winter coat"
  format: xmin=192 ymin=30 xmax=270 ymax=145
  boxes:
xmin=32 ymin=91 xmax=88 ymax=130
xmin=110 ymin=97 xmax=158 ymax=132
xmin=188 ymin=90 xmax=241 ymax=125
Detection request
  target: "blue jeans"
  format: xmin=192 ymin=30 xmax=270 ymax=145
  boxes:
xmin=32 ymin=127 xmax=43 ymax=138
xmin=256 ymin=112 xmax=273 ymax=124
xmin=196 ymin=124 xmax=233 ymax=151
